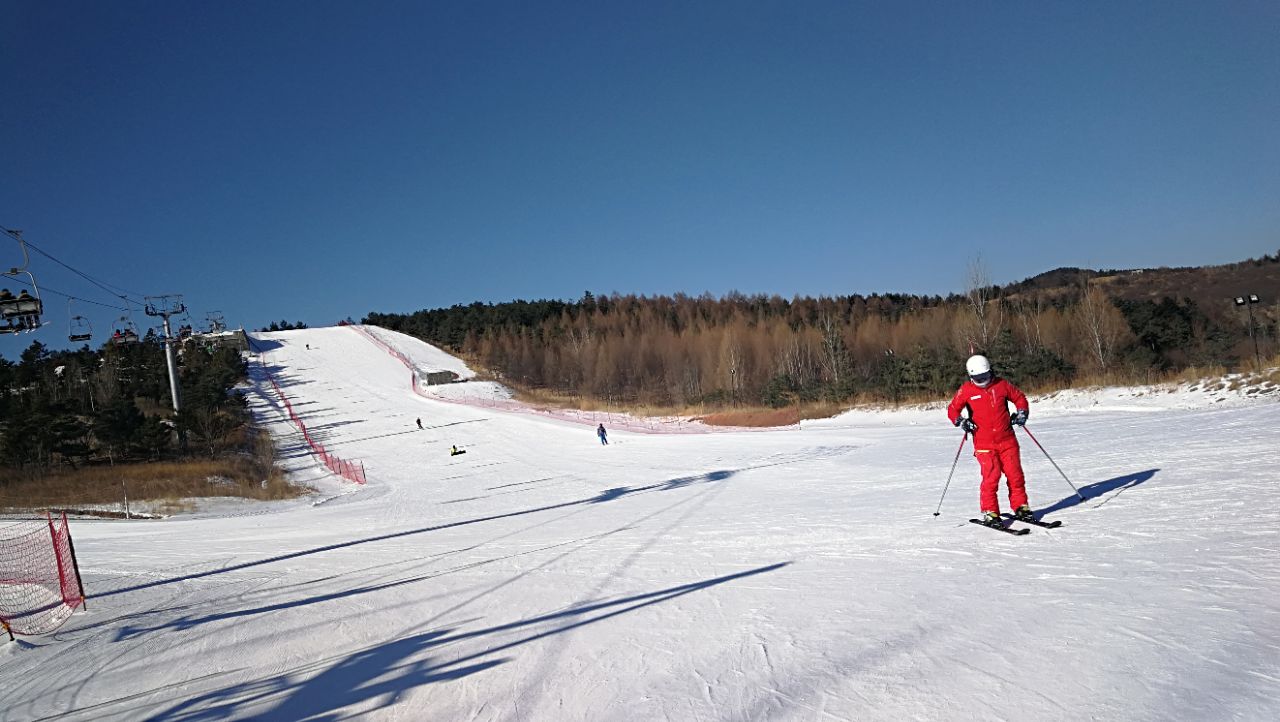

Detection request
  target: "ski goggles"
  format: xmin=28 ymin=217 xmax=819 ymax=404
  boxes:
xmin=969 ymin=371 xmax=993 ymax=385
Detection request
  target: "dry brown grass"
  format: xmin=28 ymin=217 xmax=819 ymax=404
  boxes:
xmin=512 ymin=387 xmax=588 ymax=408
xmin=0 ymin=432 xmax=308 ymax=513
xmin=1172 ymin=365 xmax=1229 ymax=385
xmin=796 ymin=400 xmax=849 ymax=420
xmin=500 ymin=358 xmax=1280 ymax=427
xmin=511 ymin=387 xmax=802 ymax=426
xmin=514 ymin=387 xmax=875 ymax=427
xmin=698 ymin=408 xmax=800 ymax=428
xmin=1063 ymin=361 xmax=1280 ymax=395
xmin=1058 ymin=365 xmax=1239 ymax=390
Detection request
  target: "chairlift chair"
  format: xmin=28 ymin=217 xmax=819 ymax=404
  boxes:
xmin=0 ymin=271 xmax=45 ymax=335
xmin=69 ymin=317 xmax=92 ymax=342
xmin=177 ymin=309 xmax=195 ymax=340
xmin=110 ymin=316 xmax=140 ymax=345
xmin=3 ymin=230 xmax=45 ymax=335
xmin=68 ymin=299 xmax=92 ymax=342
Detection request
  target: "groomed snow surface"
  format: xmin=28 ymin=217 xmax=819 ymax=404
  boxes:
xmin=4 ymin=325 xmax=1280 ymax=721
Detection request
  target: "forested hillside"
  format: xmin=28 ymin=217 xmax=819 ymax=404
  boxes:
xmin=366 ymin=254 xmax=1279 ymax=409
xmin=0 ymin=336 xmax=258 ymax=478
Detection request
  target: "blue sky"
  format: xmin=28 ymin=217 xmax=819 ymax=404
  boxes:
xmin=2 ymin=1 xmax=1277 ymax=349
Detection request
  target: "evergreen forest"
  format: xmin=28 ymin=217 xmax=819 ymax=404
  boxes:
xmin=0 ymin=336 xmax=253 ymax=473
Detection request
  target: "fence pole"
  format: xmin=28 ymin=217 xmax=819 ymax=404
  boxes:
xmin=61 ymin=512 xmax=87 ymax=610
xmin=47 ymin=512 xmax=71 ymax=607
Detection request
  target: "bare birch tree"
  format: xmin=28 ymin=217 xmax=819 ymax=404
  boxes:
xmin=715 ymin=329 xmax=745 ymax=403
xmin=965 ymin=254 xmax=1002 ymax=350
xmin=1013 ymin=297 xmax=1045 ymax=353
xmin=1075 ymin=278 xmax=1128 ymax=373
xmin=818 ymin=313 xmax=851 ymax=385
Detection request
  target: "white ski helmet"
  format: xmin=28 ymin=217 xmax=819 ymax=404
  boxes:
xmin=965 ymin=354 xmax=994 ymax=386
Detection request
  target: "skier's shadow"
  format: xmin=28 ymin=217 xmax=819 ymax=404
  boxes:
xmin=1040 ymin=468 xmax=1158 ymax=517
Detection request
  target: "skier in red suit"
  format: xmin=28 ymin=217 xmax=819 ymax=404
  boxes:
xmin=946 ymin=354 xmax=1033 ymax=526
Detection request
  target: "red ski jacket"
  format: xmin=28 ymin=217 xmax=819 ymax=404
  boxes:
xmin=946 ymin=377 xmax=1029 ymax=448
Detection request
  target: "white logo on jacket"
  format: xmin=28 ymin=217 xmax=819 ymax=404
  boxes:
xmin=970 ymin=395 xmax=982 ymax=400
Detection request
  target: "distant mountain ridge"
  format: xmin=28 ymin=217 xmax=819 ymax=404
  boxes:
xmin=1004 ymin=251 xmax=1280 ymax=309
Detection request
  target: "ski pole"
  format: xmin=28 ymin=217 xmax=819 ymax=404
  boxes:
xmin=933 ymin=432 xmax=968 ymax=517
xmin=1019 ymin=425 xmax=1085 ymax=501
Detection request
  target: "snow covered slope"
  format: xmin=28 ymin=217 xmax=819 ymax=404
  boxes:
xmin=4 ymin=325 xmax=1279 ymax=721
xmin=360 ymin=324 xmax=477 ymax=380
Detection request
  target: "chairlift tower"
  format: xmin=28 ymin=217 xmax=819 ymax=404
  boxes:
xmin=145 ymin=294 xmax=186 ymax=413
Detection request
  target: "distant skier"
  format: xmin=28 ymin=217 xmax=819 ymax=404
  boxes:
xmin=450 ymin=445 xmax=466 ymax=456
xmin=946 ymin=354 xmax=1033 ymax=527
xmin=416 ymin=417 xmax=423 ymax=430
xmin=597 ymin=423 xmax=608 ymax=445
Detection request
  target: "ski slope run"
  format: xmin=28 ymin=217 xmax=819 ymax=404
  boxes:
xmin=4 ymin=325 xmax=1280 ymax=721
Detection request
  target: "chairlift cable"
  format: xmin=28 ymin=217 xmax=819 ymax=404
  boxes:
xmin=1 ymin=274 xmax=131 ymax=311
xmin=1 ymin=226 xmax=149 ymax=304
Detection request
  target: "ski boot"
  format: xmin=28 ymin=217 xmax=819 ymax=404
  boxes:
xmin=1013 ymin=505 xmax=1036 ymax=522
xmin=980 ymin=511 xmax=1004 ymax=527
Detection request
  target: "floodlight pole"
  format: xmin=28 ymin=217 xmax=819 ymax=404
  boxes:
xmin=145 ymin=295 xmax=186 ymax=413
xmin=885 ymin=348 xmax=899 ymax=408
xmin=1234 ymin=294 xmax=1262 ymax=369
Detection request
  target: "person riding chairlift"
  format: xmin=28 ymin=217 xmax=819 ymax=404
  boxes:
xmin=11 ymin=290 xmax=38 ymax=328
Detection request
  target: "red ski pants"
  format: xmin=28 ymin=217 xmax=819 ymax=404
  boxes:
xmin=974 ymin=437 xmax=1028 ymax=514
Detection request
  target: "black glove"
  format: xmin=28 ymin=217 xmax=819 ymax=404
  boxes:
xmin=955 ymin=418 xmax=978 ymax=434
xmin=1012 ymin=409 xmax=1028 ymax=426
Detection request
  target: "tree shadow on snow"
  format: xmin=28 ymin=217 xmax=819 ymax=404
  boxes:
xmin=486 ymin=475 xmax=566 ymax=491
xmin=87 ymin=530 xmax=612 ymax=639
xmin=295 ymin=418 xmax=367 ymax=437
xmin=251 ymin=365 xmax=312 ymax=389
xmin=142 ymin=562 xmax=788 ymax=721
xmin=114 ymin=574 xmax=436 ymax=641
xmin=593 ymin=470 xmax=734 ymax=503
xmin=144 ymin=630 xmax=503 ymax=721
xmin=246 ymin=336 xmax=283 ymax=353
xmin=96 ymin=470 xmax=739 ymax=599
xmin=334 ymin=427 xmax=426 ymax=446
xmin=1038 ymin=468 xmax=1159 ymax=517
xmin=289 ymin=411 xmax=361 ymax=428
xmin=326 ymin=419 xmax=490 ymax=449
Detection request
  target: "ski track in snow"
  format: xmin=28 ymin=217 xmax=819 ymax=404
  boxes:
xmin=3 ymin=325 xmax=1280 ymax=721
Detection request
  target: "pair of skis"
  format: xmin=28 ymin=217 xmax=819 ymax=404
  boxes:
xmin=968 ymin=514 xmax=1062 ymax=535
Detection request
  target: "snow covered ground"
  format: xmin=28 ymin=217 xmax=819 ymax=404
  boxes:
xmin=4 ymin=325 xmax=1280 ymax=721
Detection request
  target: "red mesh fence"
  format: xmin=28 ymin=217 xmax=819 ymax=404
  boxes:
xmin=348 ymin=324 xmax=422 ymax=397
xmin=250 ymin=344 xmax=366 ymax=485
xmin=0 ymin=512 xmax=86 ymax=636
